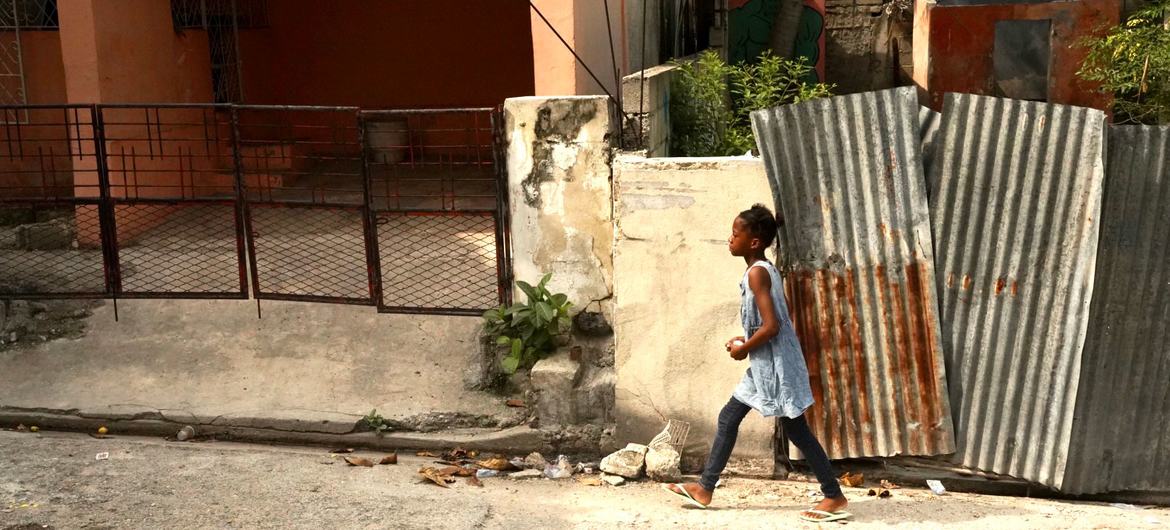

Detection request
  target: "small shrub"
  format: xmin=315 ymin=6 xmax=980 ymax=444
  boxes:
xmin=1078 ymin=0 xmax=1170 ymax=124
xmin=363 ymin=409 xmax=390 ymax=435
xmin=482 ymin=273 xmax=572 ymax=374
xmin=670 ymin=50 xmax=834 ymax=157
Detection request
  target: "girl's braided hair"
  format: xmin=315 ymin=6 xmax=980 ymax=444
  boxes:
xmin=738 ymin=203 xmax=784 ymax=247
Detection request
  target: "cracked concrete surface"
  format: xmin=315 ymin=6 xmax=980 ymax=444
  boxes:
xmin=0 ymin=299 xmax=525 ymax=436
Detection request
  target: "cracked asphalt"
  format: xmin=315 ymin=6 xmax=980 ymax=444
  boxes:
xmin=2 ymin=430 xmax=1167 ymax=529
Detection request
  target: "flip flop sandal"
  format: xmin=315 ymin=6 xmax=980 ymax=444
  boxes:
xmin=661 ymin=483 xmax=708 ymax=509
xmin=799 ymin=509 xmax=853 ymax=523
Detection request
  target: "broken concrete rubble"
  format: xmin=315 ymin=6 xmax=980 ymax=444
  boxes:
xmin=645 ymin=444 xmax=682 ymax=482
xmin=601 ymin=473 xmax=626 ymax=486
xmin=600 ymin=442 xmax=648 ymax=479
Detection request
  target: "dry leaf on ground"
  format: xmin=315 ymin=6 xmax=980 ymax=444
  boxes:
xmin=880 ymin=479 xmax=900 ymax=489
xmin=577 ymin=476 xmax=603 ymax=486
xmin=839 ymin=472 xmax=864 ymax=488
xmin=344 ymin=456 xmax=375 ymax=467
xmin=330 ymin=448 xmax=355 ymax=454
xmin=467 ymin=476 xmax=483 ymax=488
xmin=868 ymin=488 xmax=892 ymax=498
xmin=379 ymin=454 xmax=398 ymax=465
xmin=505 ymin=399 xmax=526 ymax=408
xmin=442 ymin=447 xmax=470 ymax=461
xmin=418 ymin=467 xmax=453 ymax=488
xmin=477 ymin=457 xmax=516 ymax=471
xmin=437 ymin=466 xmax=476 ymax=477
xmin=416 ymin=451 xmax=438 ymax=458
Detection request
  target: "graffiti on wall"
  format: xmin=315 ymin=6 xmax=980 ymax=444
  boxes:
xmin=728 ymin=0 xmax=825 ymax=82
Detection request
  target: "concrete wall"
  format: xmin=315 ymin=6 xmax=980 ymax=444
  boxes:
xmin=613 ymin=155 xmax=775 ymax=464
xmin=505 ymin=96 xmax=614 ymax=313
xmin=913 ymin=0 xmax=1119 ymax=111
xmin=824 ymin=0 xmax=914 ymax=93
xmin=531 ymin=0 xmax=623 ymax=97
xmin=621 ymin=64 xmax=675 ymax=158
xmin=239 ymin=1 xmax=534 ymax=107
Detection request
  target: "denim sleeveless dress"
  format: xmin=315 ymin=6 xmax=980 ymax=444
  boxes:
xmin=732 ymin=260 xmax=816 ymax=419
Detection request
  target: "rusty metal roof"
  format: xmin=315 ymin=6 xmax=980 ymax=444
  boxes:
xmin=750 ymin=87 xmax=955 ymax=459
xmin=929 ymin=93 xmax=1106 ymax=490
xmin=1063 ymin=125 xmax=1170 ymax=494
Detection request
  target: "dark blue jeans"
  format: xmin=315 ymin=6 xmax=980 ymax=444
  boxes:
xmin=699 ymin=396 xmax=842 ymax=498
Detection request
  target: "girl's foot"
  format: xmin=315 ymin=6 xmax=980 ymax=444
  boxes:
xmin=665 ymin=482 xmax=713 ymax=507
xmin=801 ymin=495 xmax=849 ymax=521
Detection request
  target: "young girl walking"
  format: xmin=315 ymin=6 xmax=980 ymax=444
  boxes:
xmin=663 ymin=204 xmax=850 ymax=523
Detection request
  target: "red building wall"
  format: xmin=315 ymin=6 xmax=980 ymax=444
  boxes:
xmin=919 ymin=0 xmax=1118 ymax=111
xmin=238 ymin=1 xmax=536 ymax=108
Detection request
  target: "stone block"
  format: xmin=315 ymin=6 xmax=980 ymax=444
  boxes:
xmin=530 ymin=348 xmax=583 ymax=426
xmin=574 ymin=366 xmax=615 ymax=424
xmin=645 ymin=444 xmax=682 ymax=482
xmin=600 ymin=442 xmax=648 ymax=479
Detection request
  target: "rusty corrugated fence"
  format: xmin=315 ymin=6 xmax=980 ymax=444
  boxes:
xmin=750 ymin=87 xmax=955 ymax=459
xmin=1063 ymin=125 xmax=1170 ymax=494
xmin=929 ymin=93 xmax=1106 ymax=490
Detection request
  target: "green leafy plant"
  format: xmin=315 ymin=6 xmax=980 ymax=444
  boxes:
xmin=1078 ymin=0 xmax=1170 ymax=124
xmin=482 ymin=273 xmax=572 ymax=374
xmin=670 ymin=50 xmax=834 ymax=157
xmin=363 ymin=409 xmax=390 ymax=435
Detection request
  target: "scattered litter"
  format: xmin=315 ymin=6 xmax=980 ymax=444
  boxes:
xmin=544 ymin=455 xmax=574 ymax=479
xmin=508 ymin=469 xmax=545 ymax=480
xmin=330 ymin=448 xmax=355 ymax=454
xmin=379 ymin=454 xmax=398 ymax=465
xmin=867 ymin=488 xmax=892 ymax=498
xmin=418 ymin=467 xmax=454 ymax=488
xmin=15 ymin=424 xmax=26 ymax=432
xmin=1111 ymin=503 xmax=1140 ymax=511
xmin=1145 ymin=516 xmax=1160 ymax=525
xmin=477 ymin=456 xmax=516 ymax=471
xmin=176 ymin=426 xmax=195 ymax=441
xmin=344 ymin=456 xmax=375 ymax=467
xmin=29 ymin=426 xmax=38 ymax=433
xmin=97 ymin=426 xmax=108 ymax=435
xmin=467 ymin=476 xmax=483 ymax=488
xmin=648 ymin=419 xmax=691 ymax=454
xmin=505 ymin=399 xmax=526 ymax=408
xmin=578 ymin=476 xmax=603 ymax=486
xmin=880 ymin=479 xmax=900 ymax=489
xmin=840 ymin=472 xmax=864 ymax=487
xmin=416 ymin=451 xmax=438 ymax=458
xmin=601 ymin=474 xmax=625 ymax=486
xmin=95 ymin=452 xmax=109 ymax=461
xmin=476 ymin=469 xmax=500 ymax=479
xmin=575 ymin=462 xmax=597 ymax=474
xmin=926 ymin=480 xmax=947 ymax=496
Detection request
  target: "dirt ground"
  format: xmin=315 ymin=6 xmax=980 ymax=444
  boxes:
xmin=1 ymin=430 xmax=1166 ymax=530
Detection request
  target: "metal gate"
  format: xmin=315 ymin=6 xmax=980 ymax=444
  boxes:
xmin=0 ymin=103 xmax=512 ymax=315
xmin=362 ymin=108 xmax=511 ymax=316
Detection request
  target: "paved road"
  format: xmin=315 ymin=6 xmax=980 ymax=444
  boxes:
xmin=1 ymin=430 xmax=1166 ymax=529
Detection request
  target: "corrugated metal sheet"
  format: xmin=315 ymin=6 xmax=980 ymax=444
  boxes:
xmin=1063 ymin=125 xmax=1170 ymax=494
xmin=750 ymin=87 xmax=955 ymax=459
xmin=929 ymin=93 xmax=1106 ymax=490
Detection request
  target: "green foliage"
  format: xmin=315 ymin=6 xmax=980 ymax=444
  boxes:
xmin=362 ymin=409 xmax=390 ymax=435
xmin=670 ymin=50 xmax=834 ymax=157
xmin=482 ymin=273 xmax=572 ymax=374
xmin=1078 ymin=0 xmax=1170 ymax=124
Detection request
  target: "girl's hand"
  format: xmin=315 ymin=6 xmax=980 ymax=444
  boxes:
xmin=729 ymin=344 xmax=748 ymax=361
xmin=725 ymin=336 xmax=745 ymax=352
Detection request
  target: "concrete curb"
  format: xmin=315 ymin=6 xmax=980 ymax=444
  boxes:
xmin=0 ymin=409 xmax=550 ymax=455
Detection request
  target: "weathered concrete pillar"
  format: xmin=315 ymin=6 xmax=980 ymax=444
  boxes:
xmin=504 ymin=95 xmax=614 ymax=316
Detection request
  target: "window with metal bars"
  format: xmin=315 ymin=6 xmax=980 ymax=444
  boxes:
xmin=0 ymin=0 xmax=58 ymax=30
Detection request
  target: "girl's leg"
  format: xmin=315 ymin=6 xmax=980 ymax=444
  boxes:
xmin=698 ymin=396 xmax=753 ymax=491
xmin=780 ymin=414 xmax=843 ymax=499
